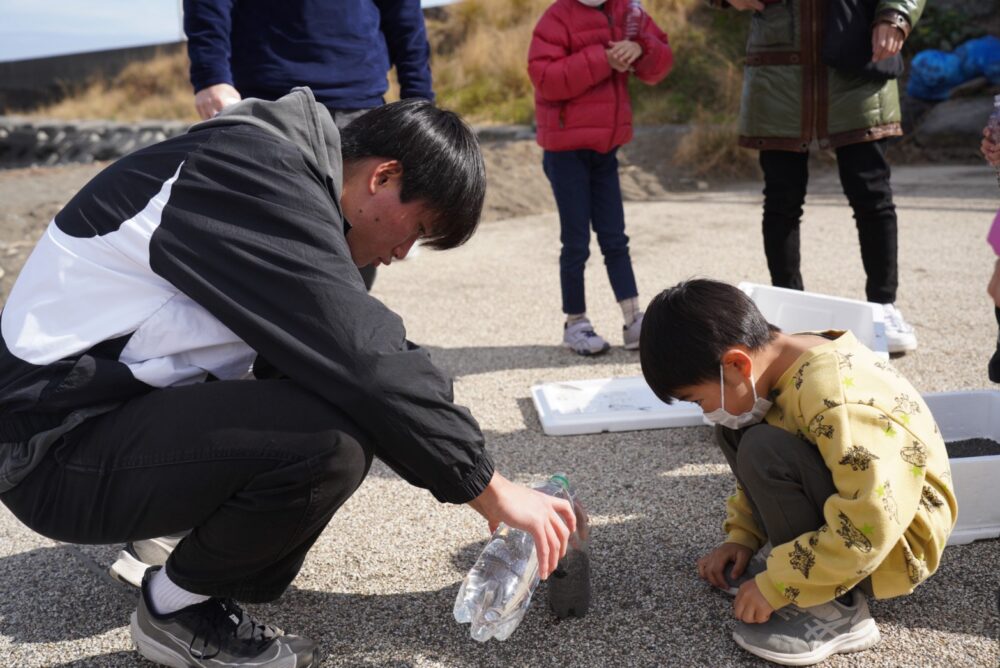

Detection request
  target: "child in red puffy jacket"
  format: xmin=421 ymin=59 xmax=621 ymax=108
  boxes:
xmin=528 ymin=0 xmax=672 ymax=356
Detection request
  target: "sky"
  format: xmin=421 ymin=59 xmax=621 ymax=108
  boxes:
xmin=0 ymin=0 xmax=455 ymax=63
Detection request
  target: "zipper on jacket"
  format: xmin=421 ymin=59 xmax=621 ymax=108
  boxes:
xmin=606 ymin=4 xmax=620 ymax=153
xmin=810 ymin=0 xmax=818 ymax=144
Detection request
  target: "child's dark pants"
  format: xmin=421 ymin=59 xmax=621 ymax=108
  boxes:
xmin=715 ymin=424 xmax=836 ymax=546
xmin=543 ymin=148 xmax=638 ymax=315
xmin=0 ymin=379 xmax=373 ymax=603
xmin=759 ymin=139 xmax=898 ymax=304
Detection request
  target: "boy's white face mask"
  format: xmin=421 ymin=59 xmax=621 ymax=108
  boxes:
xmin=703 ymin=363 xmax=773 ymax=430
xmin=577 ymin=0 xmax=605 ymax=6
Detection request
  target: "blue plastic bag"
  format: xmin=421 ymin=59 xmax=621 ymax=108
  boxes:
xmin=955 ymin=35 xmax=1000 ymax=84
xmin=906 ymin=50 xmax=965 ymax=101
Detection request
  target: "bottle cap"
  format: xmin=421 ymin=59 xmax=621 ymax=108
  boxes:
xmin=550 ymin=473 xmax=570 ymax=490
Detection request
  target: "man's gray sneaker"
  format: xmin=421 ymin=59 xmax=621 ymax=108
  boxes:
xmin=131 ymin=568 xmax=317 ymax=668
xmin=563 ymin=318 xmax=610 ymax=356
xmin=732 ymin=588 xmax=880 ymax=666
xmin=623 ymin=311 xmax=644 ymax=351
xmin=111 ymin=532 xmax=188 ymax=588
xmin=722 ymin=542 xmax=771 ymax=596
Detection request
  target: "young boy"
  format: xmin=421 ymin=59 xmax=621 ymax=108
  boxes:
xmin=639 ymin=279 xmax=956 ymax=666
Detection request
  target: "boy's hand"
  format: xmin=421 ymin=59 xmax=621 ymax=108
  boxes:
xmin=734 ymin=579 xmax=775 ymax=623
xmin=608 ymin=40 xmax=643 ymax=69
xmin=871 ymin=23 xmax=905 ymax=62
xmin=982 ymin=127 xmax=1000 ymax=166
xmin=194 ymin=83 xmax=242 ymax=120
xmin=697 ymin=542 xmax=753 ymax=590
xmin=726 ymin=0 xmax=766 ymax=11
xmin=606 ymin=47 xmax=631 ymax=73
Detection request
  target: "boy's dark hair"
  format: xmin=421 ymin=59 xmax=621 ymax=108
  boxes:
xmin=339 ymin=99 xmax=486 ymax=250
xmin=639 ymin=279 xmax=780 ymax=404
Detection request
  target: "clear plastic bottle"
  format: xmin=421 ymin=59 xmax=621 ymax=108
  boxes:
xmin=989 ymin=94 xmax=1000 ymax=188
xmin=453 ymin=473 xmax=583 ymax=642
xmin=625 ymin=0 xmax=644 ymax=40
xmin=546 ymin=481 xmax=591 ymax=619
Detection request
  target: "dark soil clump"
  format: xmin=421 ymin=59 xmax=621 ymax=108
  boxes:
xmin=946 ymin=438 xmax=1000 ymax=458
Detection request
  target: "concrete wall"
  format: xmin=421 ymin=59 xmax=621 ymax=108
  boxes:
xmin=0 ymin=42 xmax=186 ymax=114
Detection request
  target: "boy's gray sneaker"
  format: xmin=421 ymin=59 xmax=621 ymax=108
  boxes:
xmin=722 ymin=542 xmax=771 ymax=595
xmin=623 ymin=311 xmax=644 ymax=350
xmin=131 ymin=567 xmax=318 ymax=668
xmin=111 ymin=533 xmax=187 ymax=588
xmin=563 ymin=318 xmax=610 ymax=356
xmin=732 ymin=589 xmax=880 ymax=666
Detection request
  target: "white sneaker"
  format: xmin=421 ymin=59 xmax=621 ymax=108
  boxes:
xmin=110 ymin=533 xmax=187 ymax=588
xmin=881 ymin=303 xmax=917 ymax=354
xmin=732 ymin=589 xmax=880 ymax=666
xmin=563 ymin=318 xmax=610 ymax=356
xmin=623 ymin=312 xmax=644 ymax=351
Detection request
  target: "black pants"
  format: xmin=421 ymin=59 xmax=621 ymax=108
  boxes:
xmin=0 ymin=379 xmax=373 ymax=603
xmin=760 ymin=139 xmax=898 ymax=304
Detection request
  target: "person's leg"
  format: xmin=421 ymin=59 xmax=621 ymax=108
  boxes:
xmin=760 ymin=150 xmax=810 ymax=291
xmin=0 ymin=379 xmax=373 ymax=603
xmin=835 ymin=139 xmax=898 ymax=305
xmin=589 ymin=148 xmax=638 ymax=305
xmin=543 ymin=150 xmax=592 ymax=317
xmin=715 ymin=424 xmax=836 ymax=545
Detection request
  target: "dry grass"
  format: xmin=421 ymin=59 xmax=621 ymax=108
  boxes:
xmin=35 ymin=48 xmax=198 ymax=122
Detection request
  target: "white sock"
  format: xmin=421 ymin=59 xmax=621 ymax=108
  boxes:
xmin=619 ymin=297 xmax=641 ymax=326
xmin=566 ymin=312 xmax=587 ymax=325
xmin=148 ymin=568 xmax=210 ymax=615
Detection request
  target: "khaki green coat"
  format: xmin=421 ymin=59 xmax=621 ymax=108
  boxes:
xmin=730 ymin=0 xmax=926 ymax=151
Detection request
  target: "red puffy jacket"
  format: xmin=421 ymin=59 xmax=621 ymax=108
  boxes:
xmin=528 ymin=0 xmax=673 ymax=153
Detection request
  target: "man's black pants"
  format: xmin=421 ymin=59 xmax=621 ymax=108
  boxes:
xmin=0 ymin=379 xmax=373 ymax=603
xmin=759 ymin=139 xmax=898 ymax=304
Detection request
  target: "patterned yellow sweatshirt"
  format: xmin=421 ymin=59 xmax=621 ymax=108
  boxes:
xmin=723 ymin=331 xmax=957 ymax=610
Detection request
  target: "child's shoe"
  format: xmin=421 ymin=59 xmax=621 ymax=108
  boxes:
xmin=881 ymin=303 xmax=917 ymax=354
xmin=623 ymin=312 xmax=644 ymax=351
xmin=563 ymin=318 xmax=610 ymax=356
xmin=732 ymin=589 xmax=880 ymax=666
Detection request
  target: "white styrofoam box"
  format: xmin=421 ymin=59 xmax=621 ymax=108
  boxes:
xmin=923 ymin=391 xmax=1000 ymax=546
xmin=530 ymin=376 xmax=704 ymax=436
xmin=738 ymin=282 xmax=888 ymax=359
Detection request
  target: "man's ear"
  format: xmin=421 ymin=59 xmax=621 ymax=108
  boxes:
xmin=721 ymin=348 xmax=753 ymax=379
xmin=368 ymin=160 xmax=403 ymax=194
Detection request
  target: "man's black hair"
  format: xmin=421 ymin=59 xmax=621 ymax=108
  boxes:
xmin=639 ymin=279 xmax=780 ymax=404
xmin=339 ymin=99 xmax=486 ymax=250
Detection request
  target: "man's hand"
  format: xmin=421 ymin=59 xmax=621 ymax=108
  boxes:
xmin=988 ymin=258 xmax=1000 ymax=308
xmin=607 ymin=40 xmax=643 ymax=71
xmin=871 ymin=23 xmax=905 ymax=63
xmin=194 ymin=83 xmax=242 ymax=120
xmin=982 ymin=127 xmax=1000 ymax=167
xmin=734 ymin=579 xmax=775 ymax=623
xmin=467 ymin=472 xmax=576 ymax=580
xmin=697 ymin=542 xmax=753 ymax=590
xmin=726 ymin=0 xmax=766 ymax=11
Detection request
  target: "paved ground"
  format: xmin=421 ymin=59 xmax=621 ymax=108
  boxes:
xmin=1 ymin=161 xmax=998 ymax=667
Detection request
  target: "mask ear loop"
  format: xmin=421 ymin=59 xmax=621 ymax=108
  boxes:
xmin=719 ymin=364 xmax=726 ymax=412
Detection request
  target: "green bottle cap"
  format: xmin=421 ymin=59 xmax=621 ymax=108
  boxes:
xmin=550 ymin=473 xmax=570 ymax=490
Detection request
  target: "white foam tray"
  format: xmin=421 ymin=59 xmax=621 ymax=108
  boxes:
xmin=530 ymin=376 xmax=704 ymax=436
xmin=923 ymin=391 xmax=1000 ymax=546
xmin=739 ymin=282 xmax=889 ymax=359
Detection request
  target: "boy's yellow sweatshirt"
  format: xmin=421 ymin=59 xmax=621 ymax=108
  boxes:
xmin=723 ymin=331 xmax=956 ymax=610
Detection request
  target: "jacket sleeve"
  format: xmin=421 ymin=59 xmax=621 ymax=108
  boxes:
xmin=375 ymin=0 xmax=435 ymax=100
xmin=631 ymin=12 xmax=674 ymax=85
xmin=875 ymin=0 xmax=927 ymax=37
xmin=150 ymin=132 xmax=493 ymax=504
xmin=183 ymin=0 xmax=236 ymax=92
xmin=755 ymin=403 xmax=926 ymax=610
xmin=528 ymin=13 xmax=613 ymax=103
xmin=724 ymin=484 xmax=767 ymax=550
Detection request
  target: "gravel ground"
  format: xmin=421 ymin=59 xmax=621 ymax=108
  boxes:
xmin=0 ymin=158 xmax=998 ymax=667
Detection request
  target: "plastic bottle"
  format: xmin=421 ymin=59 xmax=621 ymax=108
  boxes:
xmin=453 ymin=473 xmax=588 ymax=641
xmin=546 ymin=482 xmax=591 ymax=619
xmin=625 ymin=0 xmax=643 ymax=40
xmin=989 ymin=94 xmax=1000 ymax=188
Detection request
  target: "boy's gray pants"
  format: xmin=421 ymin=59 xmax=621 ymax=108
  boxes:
xmin=714 ymin=423 xmax=874 ymax=595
